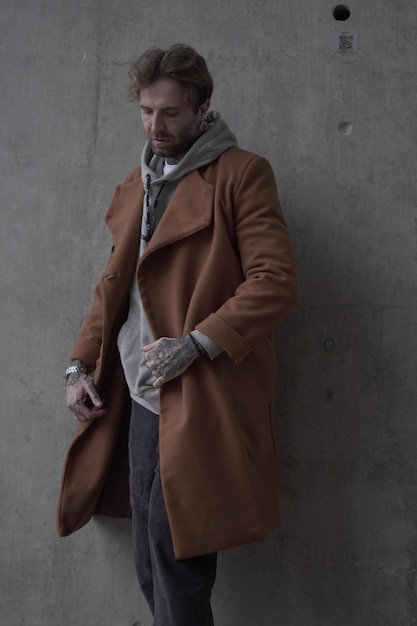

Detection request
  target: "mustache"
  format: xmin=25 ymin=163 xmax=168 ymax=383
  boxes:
xmin=151 ymin=133 xmax=172 ymax=139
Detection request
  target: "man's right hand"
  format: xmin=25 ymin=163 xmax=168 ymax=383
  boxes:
xmin=66 ymin=371 xmax=106 ymax=422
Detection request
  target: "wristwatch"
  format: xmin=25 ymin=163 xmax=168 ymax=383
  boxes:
xmin=65 ymin=363 xmax=90 ymax=378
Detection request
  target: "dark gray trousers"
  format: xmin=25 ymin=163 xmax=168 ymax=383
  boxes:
xmin=128 ymin=400 xmax=217 ymax=626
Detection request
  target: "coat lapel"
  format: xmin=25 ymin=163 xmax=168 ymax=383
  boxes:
xmin=106 ymin=170 xmax=214 ymax=262
xmin=105 ymin=177 xmax=144 ymax=249
xmin=142 ymin=170 xmax=214 ymax=257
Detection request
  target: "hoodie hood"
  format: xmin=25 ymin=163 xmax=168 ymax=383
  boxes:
xmin=141 ymin=111 xmax=238 ymax=187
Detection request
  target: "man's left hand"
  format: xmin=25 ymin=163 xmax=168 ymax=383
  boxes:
xmin=141 ymin=336 xmax=200 ymax=388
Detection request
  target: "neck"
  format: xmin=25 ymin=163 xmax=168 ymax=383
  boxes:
xmin=165 ymin=155 xmax=184 ymax=165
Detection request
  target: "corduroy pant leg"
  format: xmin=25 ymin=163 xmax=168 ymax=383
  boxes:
xmin=129 ymin=400 xmax=217 ymax=626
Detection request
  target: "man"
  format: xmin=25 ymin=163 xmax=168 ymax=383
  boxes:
xmin=58 ymin=44 xmax=298 ymax=626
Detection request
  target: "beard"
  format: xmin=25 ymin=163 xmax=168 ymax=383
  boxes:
xmin=149 ymin=121 xmax=201 ymax=158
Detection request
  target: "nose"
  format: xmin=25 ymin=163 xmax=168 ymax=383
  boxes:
xmin=150 ymin=112 xmax=165 ymax=135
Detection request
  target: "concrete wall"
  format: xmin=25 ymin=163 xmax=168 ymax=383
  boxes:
xmin=1 ymin=1 xmax=416 ymax=624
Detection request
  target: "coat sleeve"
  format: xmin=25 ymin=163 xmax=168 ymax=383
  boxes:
xmin=196 ymin=155 xmax=298 ymax=363
xmin=69 ymin=167 xmax=143 ymax=369
xmin=69 ymin=261 xmax=109 ymax=368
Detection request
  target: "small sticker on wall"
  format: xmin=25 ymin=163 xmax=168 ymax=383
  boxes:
xmin=335 ymin=30 xmax=359 ymax=52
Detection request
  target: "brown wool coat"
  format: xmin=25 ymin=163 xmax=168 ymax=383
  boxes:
xmin=57 ymin=147 xmax=298 ymax=559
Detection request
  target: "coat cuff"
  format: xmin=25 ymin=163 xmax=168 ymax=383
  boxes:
xmin=70 ymin=337 xmax=101 ymax=370
xmin=195 ymin=314 xmax=253 ymax=363
xmin=190 ymin=330 xmax=223 ymax=360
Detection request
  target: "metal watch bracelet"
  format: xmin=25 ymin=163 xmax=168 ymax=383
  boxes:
xmin=65 ymin=363 xmax=91 ymax=379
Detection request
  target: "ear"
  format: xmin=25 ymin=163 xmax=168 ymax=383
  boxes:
xmin=198 ymin=99 xmax=211 ymax=121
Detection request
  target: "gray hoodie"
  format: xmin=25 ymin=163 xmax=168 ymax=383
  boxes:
xmin=117 ymin=112 xmax=238 ymax=414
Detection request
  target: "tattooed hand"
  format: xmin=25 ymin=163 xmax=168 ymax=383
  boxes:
xmin=66 ymin=368 xmax=106 ymax=422
xmin=141 ymin=335 xmax=201 ymax=388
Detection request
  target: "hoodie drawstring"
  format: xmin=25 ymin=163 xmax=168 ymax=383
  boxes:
xmin=142 ymin=174 xmax=165 ymax=243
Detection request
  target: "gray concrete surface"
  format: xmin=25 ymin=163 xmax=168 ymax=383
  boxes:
xmin=1 ymin=1 xmax=416 ymax=624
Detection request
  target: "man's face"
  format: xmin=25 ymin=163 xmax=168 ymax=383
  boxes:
xmin=139 ymin=78 xmax=210 ymax=158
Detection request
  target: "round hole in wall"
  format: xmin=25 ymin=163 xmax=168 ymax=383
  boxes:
xmin=333 ymin=5 xmax=351 ymax=21
xmin=323 ymin=337 xmax=336 ymax=352
xmin=338 ymin=121 xmax=353 ymax=135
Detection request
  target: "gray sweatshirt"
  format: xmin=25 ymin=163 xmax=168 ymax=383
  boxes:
xmin=117 ymin=112 xmax=238 ymax=414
